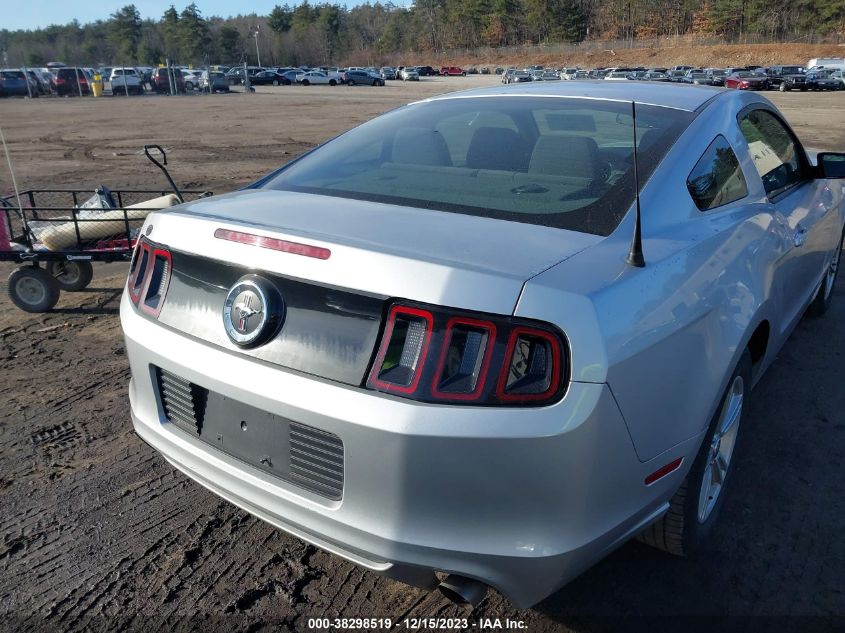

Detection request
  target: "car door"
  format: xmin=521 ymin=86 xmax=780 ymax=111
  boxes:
xmin=736 ymin=106 xmax=838 ymax=335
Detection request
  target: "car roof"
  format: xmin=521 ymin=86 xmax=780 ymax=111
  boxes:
xmin=427 ymin=80 xmax=724 ymax=112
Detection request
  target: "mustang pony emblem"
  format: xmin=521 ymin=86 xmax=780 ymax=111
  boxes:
xmin=234 ymin=295 xmax=262 ymax=332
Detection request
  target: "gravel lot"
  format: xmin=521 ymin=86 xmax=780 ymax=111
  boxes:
xmin=1 ymin=77 xmax=844 ymax=631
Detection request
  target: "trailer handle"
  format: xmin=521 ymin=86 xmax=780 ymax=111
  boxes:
xmin=143 ymin=145 xmax=184 ymax=203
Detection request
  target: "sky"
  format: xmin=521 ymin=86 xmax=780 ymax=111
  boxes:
xmin=5 ymin=0 xmax=408 ymax=31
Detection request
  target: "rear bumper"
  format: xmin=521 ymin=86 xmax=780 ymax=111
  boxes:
xmin=122 ymin=291 xmax=686 ymax=607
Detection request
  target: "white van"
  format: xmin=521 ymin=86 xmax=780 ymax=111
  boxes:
xmin=808 ymin=57 xmax=845 ymax=72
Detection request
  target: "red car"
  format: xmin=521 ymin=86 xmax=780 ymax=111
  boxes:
xmin=724 ymin=71 xmax=768 ymax=90
xmin=439 ymin=66 xmax=466 ymax=77
xmin=151 ymin=67 xmax=186 ymax=94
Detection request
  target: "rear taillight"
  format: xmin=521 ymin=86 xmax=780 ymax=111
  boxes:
xmin=366 ymin=302 xmax=568 ymax=406
xmin=127 ymin=238 xmax=172 ymax=317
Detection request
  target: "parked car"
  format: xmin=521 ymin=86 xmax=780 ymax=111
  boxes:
xmin=417 ymin=65 xmax=438 ymax=76
xmin=643 ymin=70 xmax=670 ymax=82
xmin=151 ymin=67 xmax=185 ymax=93
xmin=806 ymin=69 xmax=841 ymax=91
xmin=380 ymin=67 xmax=397 ymax=80
xmin=705 ymin=68 xmax=727 ymax=86
xmin=830 ymin=69 xmax=845 ymax=89
xmin=684 ymin=70 xmax=713 ymax=85
xmin=764 ymin=65 xmax=806 ymax=92
xmin=440 ymin=66 xmax=466 ymax=76
xmin=724 ymin=71 xmax=768 ymax=90
xmin=122 ymin=80 xmax=845 ymax=612
xmin=251 ymin=70 xmax=292 ymax=86
xmin=181 ymin=70 xmax=203 ymax=91
xmin=296 ymin=71 xmax=339 ymax=86
xmin=110 ymin=68 xmax=145 ymax=95
xmin=540 ymin=70 xmax=561 ymax=81
xmin=604 ymin=70 xmax=633 ymax=81
xmin=400 ymin=67 xmax=419 ymax=81
xmin=225 ymin=66 xmax=264 ymax=86
xmin=0 ymin=69 xmax=31 ymax=96
xmin=559 ymin=67 xmax=580 ymax=80
xmin=54 ymin=67 xmax=90 ymax=95
xmin=504 ymin=70 xmax=531 ymax=84
xmin=341 ymin=70 xmax=384 ymax=86
xmin=200 ymin=70 xmax=230 ymax=93
xmin=24 ymin=69 xmax=49 ymax=95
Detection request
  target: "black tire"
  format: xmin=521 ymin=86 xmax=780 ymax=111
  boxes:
xmin=806 ymin=226 xmax=843 ymax=317
xmin=7 ymin=266 xmax=61 ymax=313
xmin=348 ymin=79 xmax=356 ymax=86
xmin=329 ymin=79 xmax=337 ymax=86
xmin=639 ymin=350 xmax=752 ymax=556
xmin=302 ymin=79 xmax=310 ymax=86
xmin=47 ymin=260 xmax=94 ymax=292
xmin=272 ymin=79 xmax=279 ymax=86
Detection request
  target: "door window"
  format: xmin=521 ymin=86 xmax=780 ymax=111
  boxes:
xmin=738 ymin=109 xmax=805 ymax=197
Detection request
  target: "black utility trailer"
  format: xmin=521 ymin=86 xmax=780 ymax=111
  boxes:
xmin=1 ymin=146 xmax=210 ymax=312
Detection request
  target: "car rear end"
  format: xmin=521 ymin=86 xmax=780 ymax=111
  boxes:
xmin=122 ymin=92 xmax=698 ymax=607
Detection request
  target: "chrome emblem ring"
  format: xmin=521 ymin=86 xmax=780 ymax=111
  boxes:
xmin=222 ymin=275 xmax=284 ymax=348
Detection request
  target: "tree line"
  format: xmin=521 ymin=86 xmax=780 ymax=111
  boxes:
xmin=1 ymin=0 xmax=843 ymax=69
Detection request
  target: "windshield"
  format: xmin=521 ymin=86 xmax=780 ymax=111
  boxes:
xmin=782 ymin=67 xmax=803 ymax=74
xmin=263 ymin=97 xmax=692 ymax=236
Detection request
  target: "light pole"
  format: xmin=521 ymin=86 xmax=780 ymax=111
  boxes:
xmin=253 ymin=26 xmax=261 ymax=67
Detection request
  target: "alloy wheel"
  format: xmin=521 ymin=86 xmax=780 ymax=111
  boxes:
xmin=698 ymin=375 xmax=744 ymax=523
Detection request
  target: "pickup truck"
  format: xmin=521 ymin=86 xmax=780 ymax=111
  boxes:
xmin=110 ymin=68 xmax=144 ymax=95
xmin=439 ymin=66 xmax=466 ymax=76
xmin=764 ymin=65 xmax=807 ymax=91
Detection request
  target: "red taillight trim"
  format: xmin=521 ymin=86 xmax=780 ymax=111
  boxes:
xmin=644 ymin=457 xmax=684 ymax=486
xmin=127 ymin=241 xmax=151 ymax=305
xmin=431 ymin=316 xmax=497 ymax=401
xmin=495 ymin=326 xmax=562 ymax=403
xmin=138 ymin=248 xmax=173 ymax=318
xmin=214 ymin=228 xmax=331 ymax=260
xmin=369 ymin=305 xmax=434 ymax=395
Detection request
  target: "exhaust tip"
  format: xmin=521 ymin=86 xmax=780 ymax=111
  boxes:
xmin=437 ymin=575 xmax=488 ymax=608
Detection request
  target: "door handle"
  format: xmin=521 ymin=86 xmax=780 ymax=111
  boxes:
xmin=793 ymin=225 xmax=808 ymax=247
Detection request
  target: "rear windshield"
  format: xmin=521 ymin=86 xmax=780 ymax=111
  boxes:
xmin=263 ymin=97 xmax=692 ymax=235
xmin=2 ymin=70 xmax=25 ymax=79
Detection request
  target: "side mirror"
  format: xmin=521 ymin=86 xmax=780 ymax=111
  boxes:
xmin=817 ymin=152 xmax=845 ymax=179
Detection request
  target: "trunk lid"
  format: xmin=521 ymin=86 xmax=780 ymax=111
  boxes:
xmin=151 ymin=189 xmax=600 ymax=315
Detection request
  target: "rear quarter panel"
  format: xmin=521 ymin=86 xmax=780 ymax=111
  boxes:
xmin=517 ymin=92 xmax=799 ymax=461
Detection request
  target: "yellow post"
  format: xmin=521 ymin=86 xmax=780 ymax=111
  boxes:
xmin=92 ymin=73 xmax=103 ymax=97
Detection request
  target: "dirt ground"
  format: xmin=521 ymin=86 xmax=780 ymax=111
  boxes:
xmin=1 ymin=77 xmax=844 ymax=632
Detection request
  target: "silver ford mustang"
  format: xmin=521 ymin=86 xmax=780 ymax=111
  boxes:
xmin=121 ymin=82 xmax=845 ymax=608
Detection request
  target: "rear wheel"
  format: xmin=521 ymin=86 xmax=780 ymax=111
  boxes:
xmin=639 ymin=350 xmax=751 ymax=556
xmin=302 ymin=79 xmax=310 ymax=86
xmin=47 ymin=260 xmax=94 ymax=292
xmin=348 ymin=79 xmax=356 ymax=86
xmin=272 ymin=79 xmax=279 ymax=86
xmin=807 ymin=226 xmax=843 ymax=317
xmin=329 ymin=79 xmax=337 ymax=86
xmin=8 ymin=266 xmax=61 ymax=313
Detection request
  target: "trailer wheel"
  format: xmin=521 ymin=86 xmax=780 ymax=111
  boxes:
xmin=8 ymin=267 xmax=60 ymax=313
xmin=47 ymin=260 xmax=94 ymax=291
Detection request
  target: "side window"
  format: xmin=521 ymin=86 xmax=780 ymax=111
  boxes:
xmin=687 ymin=135 xmax=748 ymax=211
xmin=738 ymin=109 xmax=805 ymax=197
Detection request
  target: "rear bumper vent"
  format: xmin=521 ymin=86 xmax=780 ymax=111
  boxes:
xmin=290 ymin=422 xmax=345 ymax=500
xmin=156 ymin=368 xmax=208 ymax=434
